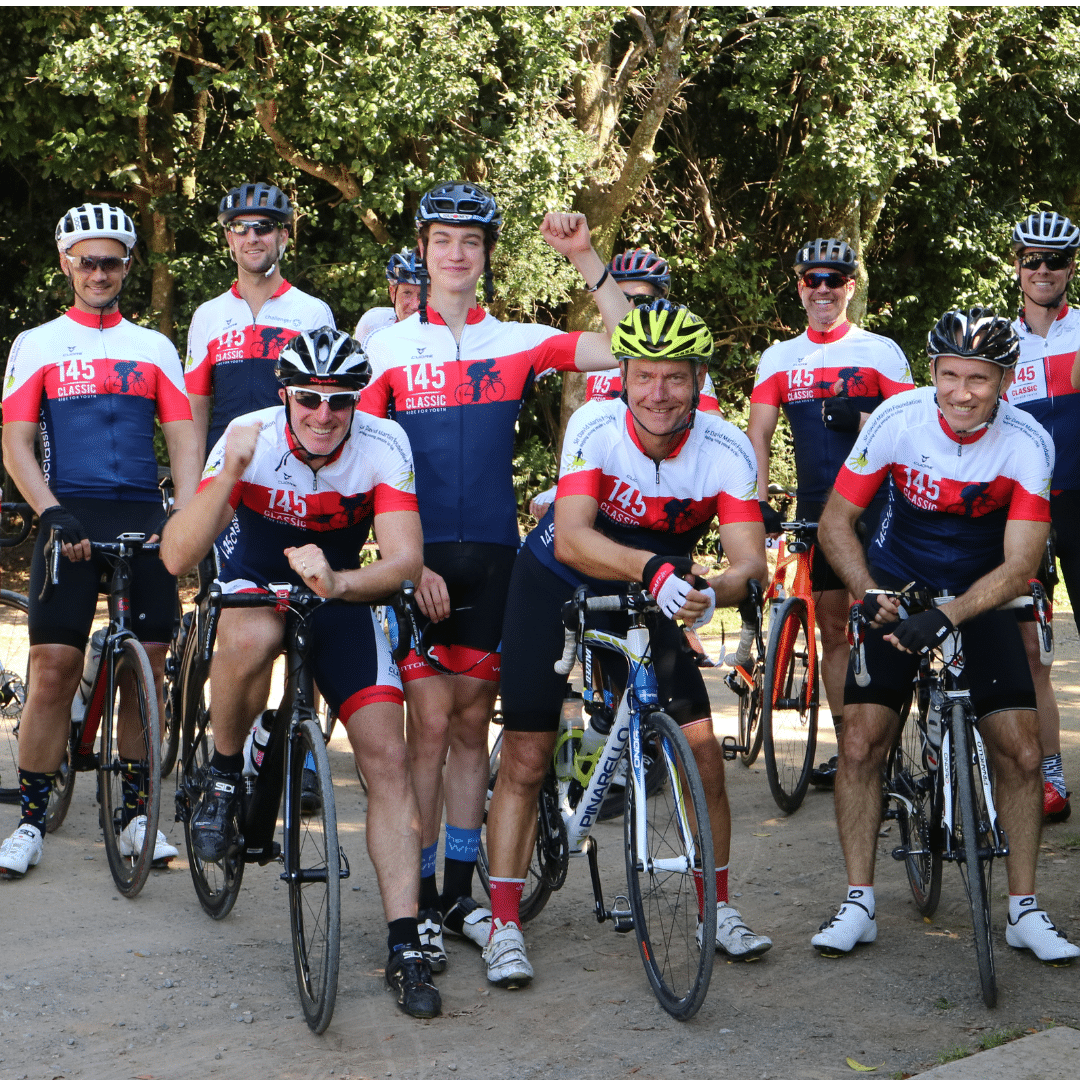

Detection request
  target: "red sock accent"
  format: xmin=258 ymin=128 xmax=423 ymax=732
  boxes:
xmin=716 ymin=865 xmax=729 ymax=904
xmin=693 ymin=867 xmax=705 ymax=919
xmin=488 ymin=878 xmax=524 ymax=935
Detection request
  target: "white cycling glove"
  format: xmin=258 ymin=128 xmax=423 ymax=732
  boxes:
xmin=690 ymin=586 xmax=716 ymax=630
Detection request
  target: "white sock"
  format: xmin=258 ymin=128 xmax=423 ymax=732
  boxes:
xmin=1009 ymin=893 xmax=1037 ymax=923
xmin=846 ymin=884 xmax=874 ymax=916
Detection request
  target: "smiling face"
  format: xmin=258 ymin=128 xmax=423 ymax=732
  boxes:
xmin=622 ymin=356 xmax=706 ymax=453
xmin=1016 ymin=247 xmax=1075 ymax=311
xmin=279 ymin=382 xmax=355 ymax=462
xmin=931 ymin=354 xmax=1013 ymax=434
xmin=418 ymin=223 xmax=487 ymax=301
xmin=797 ymin=270 xmax=856 ymax=333
xmin=225 ymin=214 xmax=287 ymax=277
xmin=60 ymin=237 xmax=130 ymax=314
xmin=389 ymin=281 xmax=422 ymax=321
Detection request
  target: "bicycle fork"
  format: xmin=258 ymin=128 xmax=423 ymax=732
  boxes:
xmin=940 ymin=709 xmax=1008 ymax=862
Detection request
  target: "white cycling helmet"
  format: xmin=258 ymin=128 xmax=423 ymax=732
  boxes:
xmin=56 ymin=203 xmax=137 ymax=254
xmin=1011 ymin=211 xmax=1080 ymax=254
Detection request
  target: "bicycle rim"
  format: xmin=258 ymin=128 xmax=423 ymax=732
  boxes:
xmin=159 ymin=608 xmax=188 ymax=778
xmin=624 ymin=710 xmax=714 ymax=1020
xmin=99 ymin=638 xmax=161 ymax=898
xmin=179 ymin=630 xmax=244 ymax=919
xmin=287 ymin=718 xmax=340 ymax=1034
xmin=761 ymin=598 xmax=818 ymax=813
xmin=0 ymin=591 xmax=29 ymax=806
xmin=737 ymin=659 xmax=764 ymax=768
xmin=951 ymin=711 xmax=997 ymax=1007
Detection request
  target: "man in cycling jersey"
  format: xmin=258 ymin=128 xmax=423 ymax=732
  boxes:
xmin=483 ymin=301 xmax=772 ymax=987
xmin=748 ymin=238 xmax=914 ymax=789
xmin=360 ymin=182 xmax=630 ymax=974
xmin=1002 ymin=211 xmax=1080 ymax=824
xmin=815 ymin=308 xmax=1078 ymax=963
xmin=185 ymin=183 xmax=335 ymax=459
xmin=0 ymin=203 xmax=200 ymax=876
xmin=354 ymin=248 xmax=425 ymax=345
xmin=162 ymin=327 xmax=441 ymax=1018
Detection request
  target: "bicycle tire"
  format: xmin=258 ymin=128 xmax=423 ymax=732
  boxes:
xmin=761 ymin=597 xmax=818 ymax=813
xmin=624 ymin=710 xmax=715 ymax=1020
xmin=889 ymin=685 xmax=942 ymax=916
xmin=286 ymin=717 xmax=341 ymax=1034
xmin=159 ymin=606 xmax=189 ymax=778
xmin=179 ymin=627 xmax=245 ymax=919
xmin=98 ymin=637 xmax=161 ymax=898
xmin=951 ymin=707 xmax=997 ymax=1008
xmin=0 ymin=593 xmax=34 ymax=803
xmin=476 ymin=730 xmax=554 ymax=923
xmin=736 ymin=656 xmax=765 ymax=768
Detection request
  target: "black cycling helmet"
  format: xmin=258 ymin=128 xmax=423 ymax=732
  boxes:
xmin=926 ymin=307 xmax=1019 ymax=369
xmin=793 ymin=237 xmax=858 ymax=277
xmin=385 ymin=247 xmax=427 ymax=286
xmin=275 ymin=327 xmax=371 ymax=390
xmin=609 ymin=248 xmax=671 ymax=296
xmin=1011 ymin=211 xmax=1080 ymax=255
xmin=218 ymin=183 xmax=292 ymax=225
xmin=415 ymin=181 xmax=502 ymax=234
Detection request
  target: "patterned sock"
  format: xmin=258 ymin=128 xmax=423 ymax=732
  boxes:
xmin=19 ymin=769 xmax=53 ymax=835
xmin=1042 ymin=753 xmax=1066 ymax=797
xmin=441 ymin=825 xmax=482 ymax=906
xmin=846 ymin=884 xmax=874 ymax=917
xmin=488 ymin=878 xmax=525 ymax=935
xmin=717 ymin=864 xmax=729 ymax=904
xmin=120 ymin=759 xmax=147 ymax=828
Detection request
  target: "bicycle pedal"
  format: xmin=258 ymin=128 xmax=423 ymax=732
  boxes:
xmin=609 ymin=895 xmax=635 ymax=933
xmin=890 ymin=846 xmax=911 ymax=861
xmin=72 ymin=751 xmax=99 ymax=772
xmin=245 ymin=841 xmax=281 ymax=866
xmin=720 ymin=736 xmax=744 ymax=761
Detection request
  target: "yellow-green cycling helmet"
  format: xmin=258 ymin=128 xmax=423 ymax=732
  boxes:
xmin=611 ymin=299 xmax=714 ymax=365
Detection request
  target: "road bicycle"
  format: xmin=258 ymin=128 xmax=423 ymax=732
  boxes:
xmin=38 ymin=529 xmax=163 ymax=897
xmin=852 ymin=584 xmax=1051 ymax=1008
xmin=0 ymin=502 xmax=34 ymax=808
xmin=175 ymin=580 xmax=382 ymax=1034
xmin=719 ymin=579 xmax=766 ymax=770
xmin=476 ymin=586 xmax=716 ymax=1020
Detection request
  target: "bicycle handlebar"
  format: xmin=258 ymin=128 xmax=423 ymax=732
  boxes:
xmin=0 ymin=502 xmax=34 ymax=549
xmin=554 ymin=588 xmax=657 ymax=676
xmin=39 ymin=529 xmax=160 ymax=604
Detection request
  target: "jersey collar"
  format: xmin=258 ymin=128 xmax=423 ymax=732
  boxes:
xmin=624 ymin=404 xmax=693 ymax=460
xmin=230 ymin=279 xmax=292 ymax=300
xmin=936 ymin=406 xmax=991 ymax=446
xmin=424 ymin=305 xmax=486 ymax=327
xmin=65 ymin=307 xmax=122 ymax=329
xmin=807 ymin=321 xmax=851 ymax=345
xmin=1018 ymin=302 xmax=1069 ymax=334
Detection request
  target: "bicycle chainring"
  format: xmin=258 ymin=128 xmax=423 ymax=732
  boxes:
xmin=537 ymin=779 xmax=569 ymax=891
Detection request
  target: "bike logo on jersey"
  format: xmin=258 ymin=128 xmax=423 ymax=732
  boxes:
xmin=455 ymin=358 xmax=505 ymax=405
xmin=104 ymin=359 xmax=152 ymax=397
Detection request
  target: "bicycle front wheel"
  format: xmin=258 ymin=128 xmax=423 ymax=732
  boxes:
xmin=0 ymin=593 xmax=34 ymax=806
xmin=159 ymin=607 xmax=190 ymax=778
xmin=99 ymin=638 xmax=161 ymax=898
xmin=761 ymin=597 xmax=818 ymax=813
xmin=286 ymin=718 xmax=341 ymax=1034
xmin=951 ymin=709 xmax=997 ymax=1008
xmin=624 ymin=710 xmax=714 ymax=1020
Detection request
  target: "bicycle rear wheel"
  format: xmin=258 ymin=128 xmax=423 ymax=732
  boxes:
xmin=179 ymin=628 xmax=245 ymax=919
xmin=624 ymin=710 xmax=714 ymax=1020
xmin=951 ymin=708 xmax=997 ymax=1008
xmin=0 ymin=592 xmax=32 ymax=805
xmin=761 ymin=597 xmax=818 ymax=813
xmin=98 ymin=638 xmax=161 ymax=898
xmin=159 ymin=606 xmax=190 ymax=778
xmin=286 ymin=717 xmax=341 ymax=1034
xmin=735 ymin=656 xmax=765 ymax=768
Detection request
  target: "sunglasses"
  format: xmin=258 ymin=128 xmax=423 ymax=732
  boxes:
xmin=1019 ymin=251 xmax=1073 ymax=272
xmin=625 ymin=292 xmax=657 ymax=306
xmin=800 ymin=270 xmax=851 ymax=290
xmin=286 ymin=387 xmax=360 ymax=412
xmin=65 ymin=254 xmax=130 ymax=274
xmin=224 ymin=220 xmax=279 ymax=236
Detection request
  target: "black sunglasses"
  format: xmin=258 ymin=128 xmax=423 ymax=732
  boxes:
xmin=800 ymin=270 xmax=850 ymax=290
xmin=287 ymin=387 xmax=360 ymax=412
xmin=224 ymin=220 xmax=279 ymax=237
xmin=65 ymin=254 xmax=130 ymax=274
xmin=1019 ymin=251 xmax=1073 ymax=272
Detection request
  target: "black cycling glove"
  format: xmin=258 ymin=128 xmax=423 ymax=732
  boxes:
xmin=860 ymin=590 xmax=886 ymax=622
xmin=822 ymin=396 xmax=861 ymax=433
xmin=892 ymin=608 xmax=953 ymax=654
xmin=39 ymin=505 xmax=87 ymax=547
xmin=759 ymin=501 xmax=783 ymax=535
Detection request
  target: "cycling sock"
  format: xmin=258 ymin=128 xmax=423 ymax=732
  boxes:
xmin=847 ymin=884 xmax=874 ymax=916
xmin=120 ymin=759 xmax=148 ymax=827
xmin=420 ymin=841 xmax=438 ymax=879
xmin=832 ymin=715 xmax=843 ymax=739
xmin=18 ymin=769 xmax=53 ymax=834
xmin=693 ymin=865 xmax=730 ymax=917
xmin=1009 ymin=893 xmax=1038 ymax=923
xmin=210 ymin=749 xmax=243 ymax=774
xmin=488 ymin=877 xmax=525 ymax=933
xmin=387 ymin=917 xmax=422 ymax=958
xmin=1042 ymin=753 xmax=1066 ymax=797
xmin=717 ymin=864 xmax=729 ymax=904
xmin=441 ymin=825 xmax=482 ymax=905
xmin=419 ymin=874 xmax=440 ymax=911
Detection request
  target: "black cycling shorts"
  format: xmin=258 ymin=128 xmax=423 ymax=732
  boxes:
xmin=28 ymin=497 xmax=176 ymax=650
xmin=499 ymin=545 xmax=711 ymax=733
xmin=797 ymin=498 xmax=883 ymax=594
xmin=845 ymin=606 xmax=1036 ymax=720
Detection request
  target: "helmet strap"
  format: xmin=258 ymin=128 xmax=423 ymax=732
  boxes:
xmin=483 ymin=256 xmax=494 ymax=305
xmin=282 ymin=395 xmax=353 ymax=466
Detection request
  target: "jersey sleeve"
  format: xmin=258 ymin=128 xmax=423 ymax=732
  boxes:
xmin=706 ymin=424 xmax=762 ymax=523
xmin=872 ymin=338 xmax=915 ymax=398
xmin=371 ymin=419 xmax=420 ymax=515
xmin=700 ymin=370 xmax=719 ymax=412
xmin=528 ymin=328 xmax=583 ymax=378
xmin=749 ymin=343 xmax=784 ymax=407
xmin=2 ymin=330 xmax=45 ymax=423
xmin=197 ymin=426 xmax=244 ymax=507
xmin=184 ymin=303 xmax=213 ymax=397
xmin=1005 ymin=414 xmax=1054 ymax=522
xmin=155 ymin=338 xmax=193 ymax=423
xmin=832 ymin=404 xmax=896 ymax=508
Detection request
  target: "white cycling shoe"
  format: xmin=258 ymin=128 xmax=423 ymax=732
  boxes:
xmin=1006 ymin=908 xmax=1080 ymax=963
xmin=483 ymin=919 xmax=533 ymax=988
xmin=118 ymin=816 xmax=179 ymax=864
xmin=0 ymin=823 xmax=43 ymax=877
xmin=698 ymin=902 xmax=772 ymax=959
xmin=812 ymin=900 xmax=877 ymax=955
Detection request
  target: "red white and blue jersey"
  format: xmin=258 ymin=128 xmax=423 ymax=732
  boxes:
xmin=201 ymin=406 xmax=418 ymax=590
xmin=585 ymin=369 xmax=719 ymax=412
xmin=751 ymin=322 xmax=913 ymax=502
xmin=526 ymin=398 xmax=761 ymax=587
xmin=834 ymin=387 xmax=1053 ymax=593
xmin=1004 ymin=305 xmax=1080 ymax=493
xmin=2 ymin=308 xmax=191 ymax=502
xmin=360 ymin=306 xmax=582 ymax=548
xmin=185 ymin=282 xmax=335 ymax=454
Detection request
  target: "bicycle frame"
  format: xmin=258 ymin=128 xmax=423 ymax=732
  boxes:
xmin=768 ymin=522 xmax=818 ymax=697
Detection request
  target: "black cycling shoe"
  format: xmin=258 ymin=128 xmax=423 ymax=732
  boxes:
xmin=809 ymin=755 xmax=838 ymax=789
xmin=190 ymin=769 xmax=241 ymax=862
xmin=300 ymin=767 xmax=322 ymax=816
xmin=386 ymin=948 xmax=441 ymax=1018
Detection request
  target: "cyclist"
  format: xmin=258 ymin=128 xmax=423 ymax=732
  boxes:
xmin=748 ymin=238 xmax=913 ymax=789
xmin=354 ymin=247 xmax=426 ymax=344
xmin=360 ymin=181 xmax=630 ymax=975
xmin=1002 ymin=211 xmax=1080 ymax=824
xmin=185 ymin=182 xmax=335 ymax=459
xmin=484 ymin=301 xmax=772 ymax=986
xmin=161 ymin=327 xmax=441 ymax=1018
xmin=815 ymin=307 xmax=1078 ymax=963
xmin=0 ymin=203 xmax=200 ymax=876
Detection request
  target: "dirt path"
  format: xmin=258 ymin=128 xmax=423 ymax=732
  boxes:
xmin=2 ymin=621 xmax=1079 ymax=1080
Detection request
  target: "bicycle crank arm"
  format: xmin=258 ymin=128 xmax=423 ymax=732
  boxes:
xmin=583 ymin=836 xmax=634 ymax=932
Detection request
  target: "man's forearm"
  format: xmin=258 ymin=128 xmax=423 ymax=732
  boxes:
xmin=818 ymin=503 xmax=876 ymax=598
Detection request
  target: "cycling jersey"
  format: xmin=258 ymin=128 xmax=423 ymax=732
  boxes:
xmin=834 ymin=387 xmax=1053 ymax=593
xmin=1004 ymin=305 xmax=1080 ymax=492
xmin=201 ymin=405 xmax=417 ymax=589
xmin=525 ymin=398 xmax=760 ymax=588
xmin=355 ymin=306 xmax=397 ymax=344
xmin=360 ymin=306 xmax=582 ymax=547
xmin=185 ymin=281 xmax=335 ymax=453
xmin=2 ymin=308 xmax=191 ymax=501
xmin=585 ymin=369 xmax=719 ymax=411
xmin=751 ymin=322 xmax=913 ymax=501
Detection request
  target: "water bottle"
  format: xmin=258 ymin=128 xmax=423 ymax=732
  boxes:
xmin=924 ymin=688 xmax=944 ymax=771
xmin=242 ymin=710 xmax=274 ymax=782
xmin=70 ymin=628 xmax=107 ymax=724
xmin=554 ymin=692 xmax=584 ymax=781
xmin=580 ymin=707 xmax=613 ymax=758
xmin=242 ymin=710 xmax=285 ymax=864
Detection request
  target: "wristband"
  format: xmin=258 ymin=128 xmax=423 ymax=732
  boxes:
xmin=586 ymin=268 xmax=609 ymax=293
